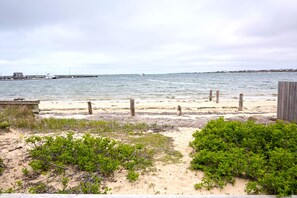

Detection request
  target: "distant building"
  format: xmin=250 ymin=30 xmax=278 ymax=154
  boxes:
xmin=12 ymin=72 xmax=24 ymax=79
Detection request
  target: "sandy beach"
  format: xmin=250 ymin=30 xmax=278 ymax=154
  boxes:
xmin=39 ymin=97 xmax=277 ymax=119
xmin=0 ymin=97 xmax=277 ymax=194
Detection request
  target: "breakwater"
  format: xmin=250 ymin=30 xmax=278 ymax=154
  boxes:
xmin=0 ymin=74 xmax=98 ymax=80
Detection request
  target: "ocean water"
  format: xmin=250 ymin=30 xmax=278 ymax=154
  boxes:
xmin=0 ymin=72 xmax=296 ymax=101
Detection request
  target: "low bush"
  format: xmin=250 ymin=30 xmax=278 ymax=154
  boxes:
xmin=190 ymin=118 xmax=297 ymax=197
xmin=26 ymin=132 xmax=152 ymax=177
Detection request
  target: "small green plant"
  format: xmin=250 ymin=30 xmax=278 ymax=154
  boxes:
xmin=28 ymin=183 xmax=54 ymax=194
xmin=22 ymin=168 xmax=30 ymax=176
xmin=58 ymin=175 xmax=110 ymax=194
xmin=190 ymin=118 xmax=297 ymax=197
xmin=0 ymin=121 xmax=9 ymax=130
xmin=0 ymin=187 xmax=14 ymax=193
xmin=0 ymin=158 xmax=4 ymax=174
xmin=76 ymin=176 xmax=109 ymax=194
xmin=127 ymin=171 xmax=139 ymax=182
xmin=15 ymin=180 xmax=23 ymax=188
xmin=61 ymin=177 xmax=69 ymax=191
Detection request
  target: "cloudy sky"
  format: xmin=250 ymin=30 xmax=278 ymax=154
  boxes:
xmin=0 ymin=0 xmax=296 ymax=75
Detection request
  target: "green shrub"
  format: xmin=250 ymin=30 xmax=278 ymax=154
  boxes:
xmin=26 ymin=132 xmax=152 ymax=177
xmin=190 ymin=118 xmax=297 ymax=197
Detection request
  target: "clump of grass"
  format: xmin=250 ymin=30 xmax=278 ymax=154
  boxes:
xmin=129 ymin=133 xmax=183 ymax=164
xmin=127 ymin=171 xmax=139 ymax=182
xmin=0 ymin=106 xmax=35 ymax=129
xmin=0 ymin=121 xmax=10 ymax=131
xmin=0 ymin=157 xmax=4 ymax=174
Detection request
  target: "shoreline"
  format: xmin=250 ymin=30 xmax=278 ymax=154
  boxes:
xmin=39 ymin=98 xmax=277 ymax=115
xmin=38 ymin=98 xmax=277 ymax=128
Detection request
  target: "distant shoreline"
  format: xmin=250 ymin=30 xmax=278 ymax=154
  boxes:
xmin=213 ymin=68 xmax=297 ymax=73
xmin=1 ymin=69 xmax=297 ymax=79
xmin=0 ymin=74 xmax=98 ymax=81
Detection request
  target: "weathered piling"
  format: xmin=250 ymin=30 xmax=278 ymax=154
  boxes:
xmin=87 ymin=101 xmax=92 ymax=114
xmin=209 ymin=90 xmax=213 ymax=101
xmin=130 ymin=99 xmax=135 ymax=116
xmin=238 ymin=93 xmax=243 ymax=111
xmin=277 ymin=81 xmax=297 ymax=122
xmin=177 ymin=105 xmax=182 ymax=116
xmin=216 ymin=90 xmax=219 ymax=103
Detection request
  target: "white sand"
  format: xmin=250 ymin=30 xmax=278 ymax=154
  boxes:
xmin=39 ymin=98 xmax=277 ymax=119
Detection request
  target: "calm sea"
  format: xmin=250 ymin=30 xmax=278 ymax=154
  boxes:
xmin=0 ymin=72 xmax=296 ymax=101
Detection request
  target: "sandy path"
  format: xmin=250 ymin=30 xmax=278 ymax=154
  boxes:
xmin=106 ymin=127 xmax=248 ymax=195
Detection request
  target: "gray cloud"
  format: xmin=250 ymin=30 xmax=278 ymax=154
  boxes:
xmin=0 ymin=0 xmax=296 ymax=75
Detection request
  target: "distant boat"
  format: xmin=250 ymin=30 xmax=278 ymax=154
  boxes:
xmin=45 ymin=73 xmax=57 ymax=79
xmin=140 ymin=73 xmax=145 ymax=76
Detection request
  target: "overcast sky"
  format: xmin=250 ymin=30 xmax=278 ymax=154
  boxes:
xmin=0 ymin=0 xmax=297 ymax=75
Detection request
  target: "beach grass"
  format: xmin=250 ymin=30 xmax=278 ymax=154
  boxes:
xmin=0 ymin=105 xmax=35 ymax=129
xmin=35 ymin=118 xmax=149 ymax=133
xmin=0 ymin=106 xmax=149 ymax=133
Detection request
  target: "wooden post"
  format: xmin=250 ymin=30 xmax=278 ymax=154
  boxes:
xmin=209 ymin=90 xmax=213 ymax=101
xmin=87 ymin=101 xmax=92 ymax=114
xmin=238 ymin=93 xmax=243 ymax=111
xmin=130 ymin=99 xmax=135 ymax=116
xmin=216 ymin=90 xmax=219 ymax=103
xmin=177 ymin=105 xmax=182 ymax=116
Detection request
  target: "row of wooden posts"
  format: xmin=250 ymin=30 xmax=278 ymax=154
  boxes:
xmin=87 ymin=82 xmax=297 ymax=122
xmin=87 ymin=90 xmax=244 ymax=116
xmin=209 ymin=90 xmax=243 ymax=111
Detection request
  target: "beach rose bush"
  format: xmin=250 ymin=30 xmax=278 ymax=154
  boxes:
xmin=190 ymin=118 xmax=297 ymax=197
xmin=26 ymin=132 xmax=152 ymax=175
xmin=25 ymin=132 xmax=153 ymax=193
